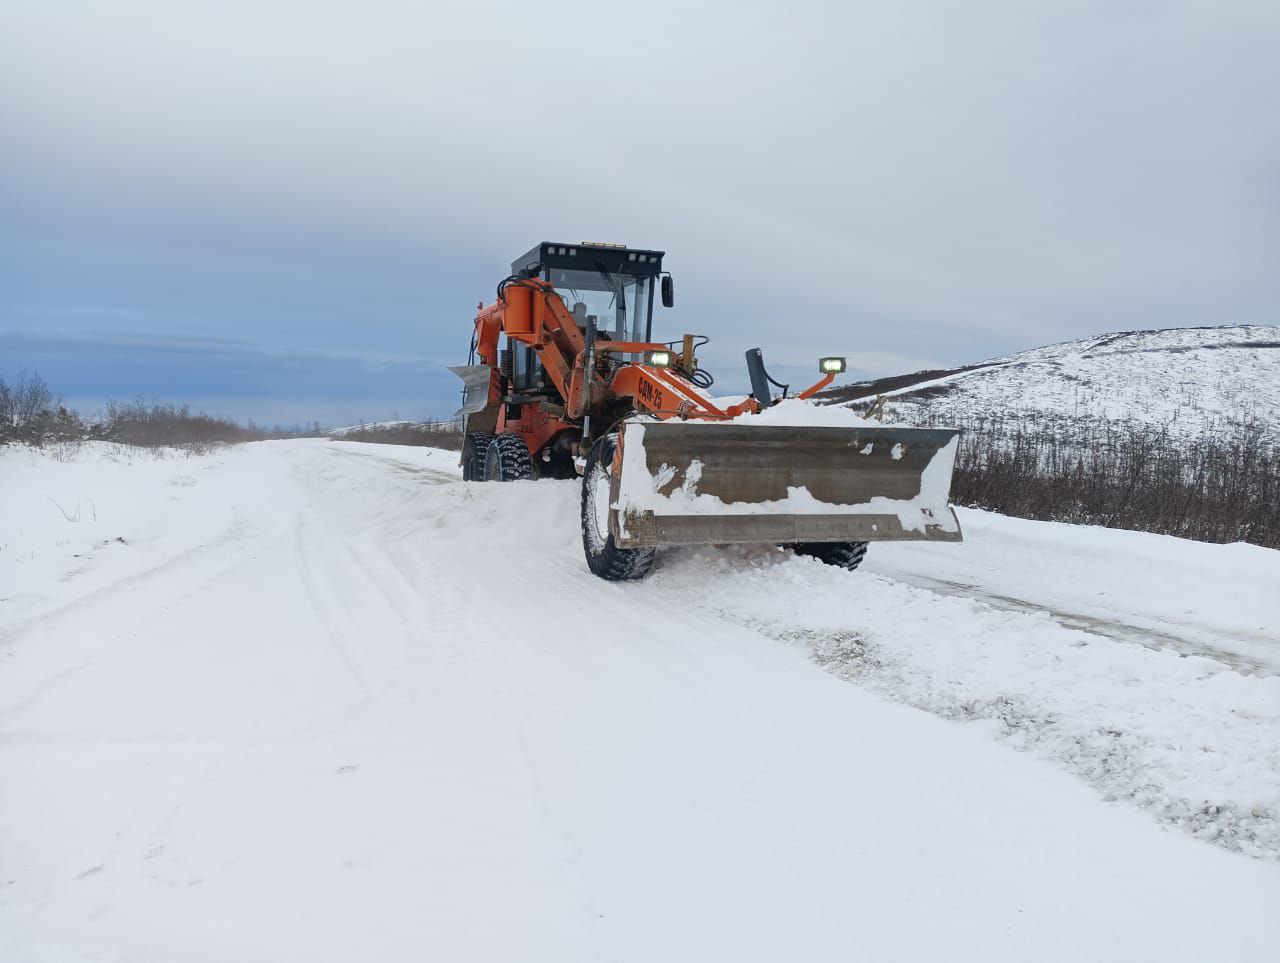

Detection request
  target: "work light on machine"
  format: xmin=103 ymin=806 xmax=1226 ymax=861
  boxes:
xmin=819 ymin=356 xmax=847 ymax=373
xmin=647 ymin=350 xmax=673 ymax=367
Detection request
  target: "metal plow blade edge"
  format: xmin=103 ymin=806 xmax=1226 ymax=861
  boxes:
xmin=449 ymin=364 xmax=497 ymax=417
xmin=608 ymin=421 xmax=963 ymax=549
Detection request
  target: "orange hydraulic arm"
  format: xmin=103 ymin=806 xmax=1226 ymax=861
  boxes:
xmin=599 ymin=344 xmax=760 ymax=420
xmin=472 ymin=278 xmax=589 ymax=409
xmin=605 ymin=353 xmax=835 ymax=418
xmin=472 ymin=278 xmax=836 ymax=424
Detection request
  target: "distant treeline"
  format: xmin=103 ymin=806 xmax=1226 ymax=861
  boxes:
xmin=0 ymin=372 xmax=324 ymax=452
xmin=891 ymin=409 xmax=1279 ymax=550
xmin=330 ymin=421 xmax=463 ymax=450
xmin=0 ymin=371 xmax=464 ymax=454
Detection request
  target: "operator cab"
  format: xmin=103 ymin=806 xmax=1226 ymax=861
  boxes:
xmin=513 ymin=241 xmax=664 ymax=345
xmin=508 ymin=241 xmax=667 ymax=392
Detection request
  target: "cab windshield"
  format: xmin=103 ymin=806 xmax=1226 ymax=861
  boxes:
xmin=547 ymin=266 xmax=652 ymax=344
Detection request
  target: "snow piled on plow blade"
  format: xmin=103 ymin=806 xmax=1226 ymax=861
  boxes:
xmin=611 ymin=420 xmax=962 ymax=548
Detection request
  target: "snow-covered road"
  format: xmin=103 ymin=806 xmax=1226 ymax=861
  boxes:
xmin=2 ymin=440 xmax=1277 ymax=962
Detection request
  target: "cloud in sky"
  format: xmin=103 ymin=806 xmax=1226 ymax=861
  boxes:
xmin=2 ymin=0 xmax=1276 ymax=424
xmin=1 ymin=329 xmax=460 ymax=426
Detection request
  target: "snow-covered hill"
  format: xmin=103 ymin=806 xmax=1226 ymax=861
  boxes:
xmin=1 ymin=440 xmax=1278 ymax=961
xmin=823 ymin=324 xmax=1280 ymax=440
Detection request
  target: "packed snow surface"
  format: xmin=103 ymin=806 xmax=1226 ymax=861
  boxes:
xmin=2 ymin=440 xmax=1278 ymax=962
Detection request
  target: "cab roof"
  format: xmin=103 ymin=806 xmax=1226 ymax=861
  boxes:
xmin=512 ymin=241 xmax=665 ymax=278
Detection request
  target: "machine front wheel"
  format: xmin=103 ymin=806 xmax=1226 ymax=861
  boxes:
xmin=461 ymin=432 xmax=494 ymax=481
xmin=793 ymin=541 xmax=869 ymax=571
xmin=581 ymin=434 xmax=656 ymax=581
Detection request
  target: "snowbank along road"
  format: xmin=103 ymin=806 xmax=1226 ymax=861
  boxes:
xmin=2 ymin=439 xmax=1278 ymax=962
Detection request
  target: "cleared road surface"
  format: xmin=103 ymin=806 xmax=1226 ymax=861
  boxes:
xmin=2 ymin=440 xmax=1277 ymax=962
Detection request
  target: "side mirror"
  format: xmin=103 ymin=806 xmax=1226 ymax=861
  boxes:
xmin=521 ymin=262 xmax=543 ymax=279
xmin=660 ymin=274 xmax=674 ymax=308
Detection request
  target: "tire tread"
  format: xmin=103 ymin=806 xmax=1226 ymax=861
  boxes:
xmin=581 ymin=435 xmax=656 ymax=581
xmin=484 ymin=433 xmax=535 ymax=482
xmin=462 ymin=432 xmax=494 ymax=481
xmin=794 ymin=541 xmax=869 ymax=571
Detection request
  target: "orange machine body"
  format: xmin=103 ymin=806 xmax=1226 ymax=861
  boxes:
xmin=463 ymin=258 xmax=832 ymax=475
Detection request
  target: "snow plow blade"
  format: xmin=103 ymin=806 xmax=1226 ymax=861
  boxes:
xmin=609 ymin=422 xmax=963 ymax=549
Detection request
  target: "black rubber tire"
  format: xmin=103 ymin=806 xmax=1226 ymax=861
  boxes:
xmin=581 ymin=434 xmax=656 ymax=581
xmin=483 ymin=433 xmax=535 ymax=482
xmin=461 ymin=432 xmax=494 ymax=481
xmin=794 ymin=541 xmax=869 ymax=571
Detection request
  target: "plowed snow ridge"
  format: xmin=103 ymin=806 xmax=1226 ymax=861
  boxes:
xmin=1 ymin=440 xmax=1277 ymax=962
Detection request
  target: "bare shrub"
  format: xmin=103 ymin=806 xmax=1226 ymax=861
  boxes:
xmin=0 ymin=371 xmax=81 ymax=446
xmin=892 ymin=410 xmax=1279 ymax=549
xmin=13 ymin=371 xmax=58 ymax=426
xmin=0 ymin=375 xmax=338 ymax=455
xmin=97 ymin=400 xmax=269 ymax=453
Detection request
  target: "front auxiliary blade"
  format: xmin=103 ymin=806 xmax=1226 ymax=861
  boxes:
xmin=448 ymin=365 xmax=495 ymax=418
xmin=608 ymin=421 xmax=963 ymax=548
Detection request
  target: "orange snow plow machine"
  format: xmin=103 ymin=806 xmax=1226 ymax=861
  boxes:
xmin=452 ymin=242 xmax=962 ymax=580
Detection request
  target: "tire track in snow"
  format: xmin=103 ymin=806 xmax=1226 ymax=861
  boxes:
xmin=884 ymin=572 xmax=1276 ymax=678
xmin=303 ymin=445 xmax=1280 ymax=860
xmin=646 ymin=548 xmax=1280 ymax=859
xmin=290 ymin=509 xmax=378 ymax=697
xmin=0 ymin=516 xmax=265 ymax=720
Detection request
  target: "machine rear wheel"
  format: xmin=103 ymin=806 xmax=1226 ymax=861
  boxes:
xmin=483 ymin=433 xmax=535 ymax=482
xmin=581 ymin=434 xmax=656 ymax=581
xmin=462 ymin=432 xmax=494 ymax=481
xmin=794 ymin=541 xmax=869 ymax=571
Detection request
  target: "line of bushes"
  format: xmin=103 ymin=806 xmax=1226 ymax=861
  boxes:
xmin=0 ymin=372 xmax=464 ymax=454
xmin=97 ymin=400 xmax=299 ymax=449
xmin=330 ymin=421 xmax=463 ymax=450
xmin=895 ymin=410 xmax=1279 ymax=549
xmin=0 ymin=372 xmax=325 ymax=452
xmin=0 ymin=372 xmax=93 ymax=446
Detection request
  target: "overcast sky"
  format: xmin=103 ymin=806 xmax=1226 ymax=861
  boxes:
xmin=3 ymin=0 xmax=1276 ymax=426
